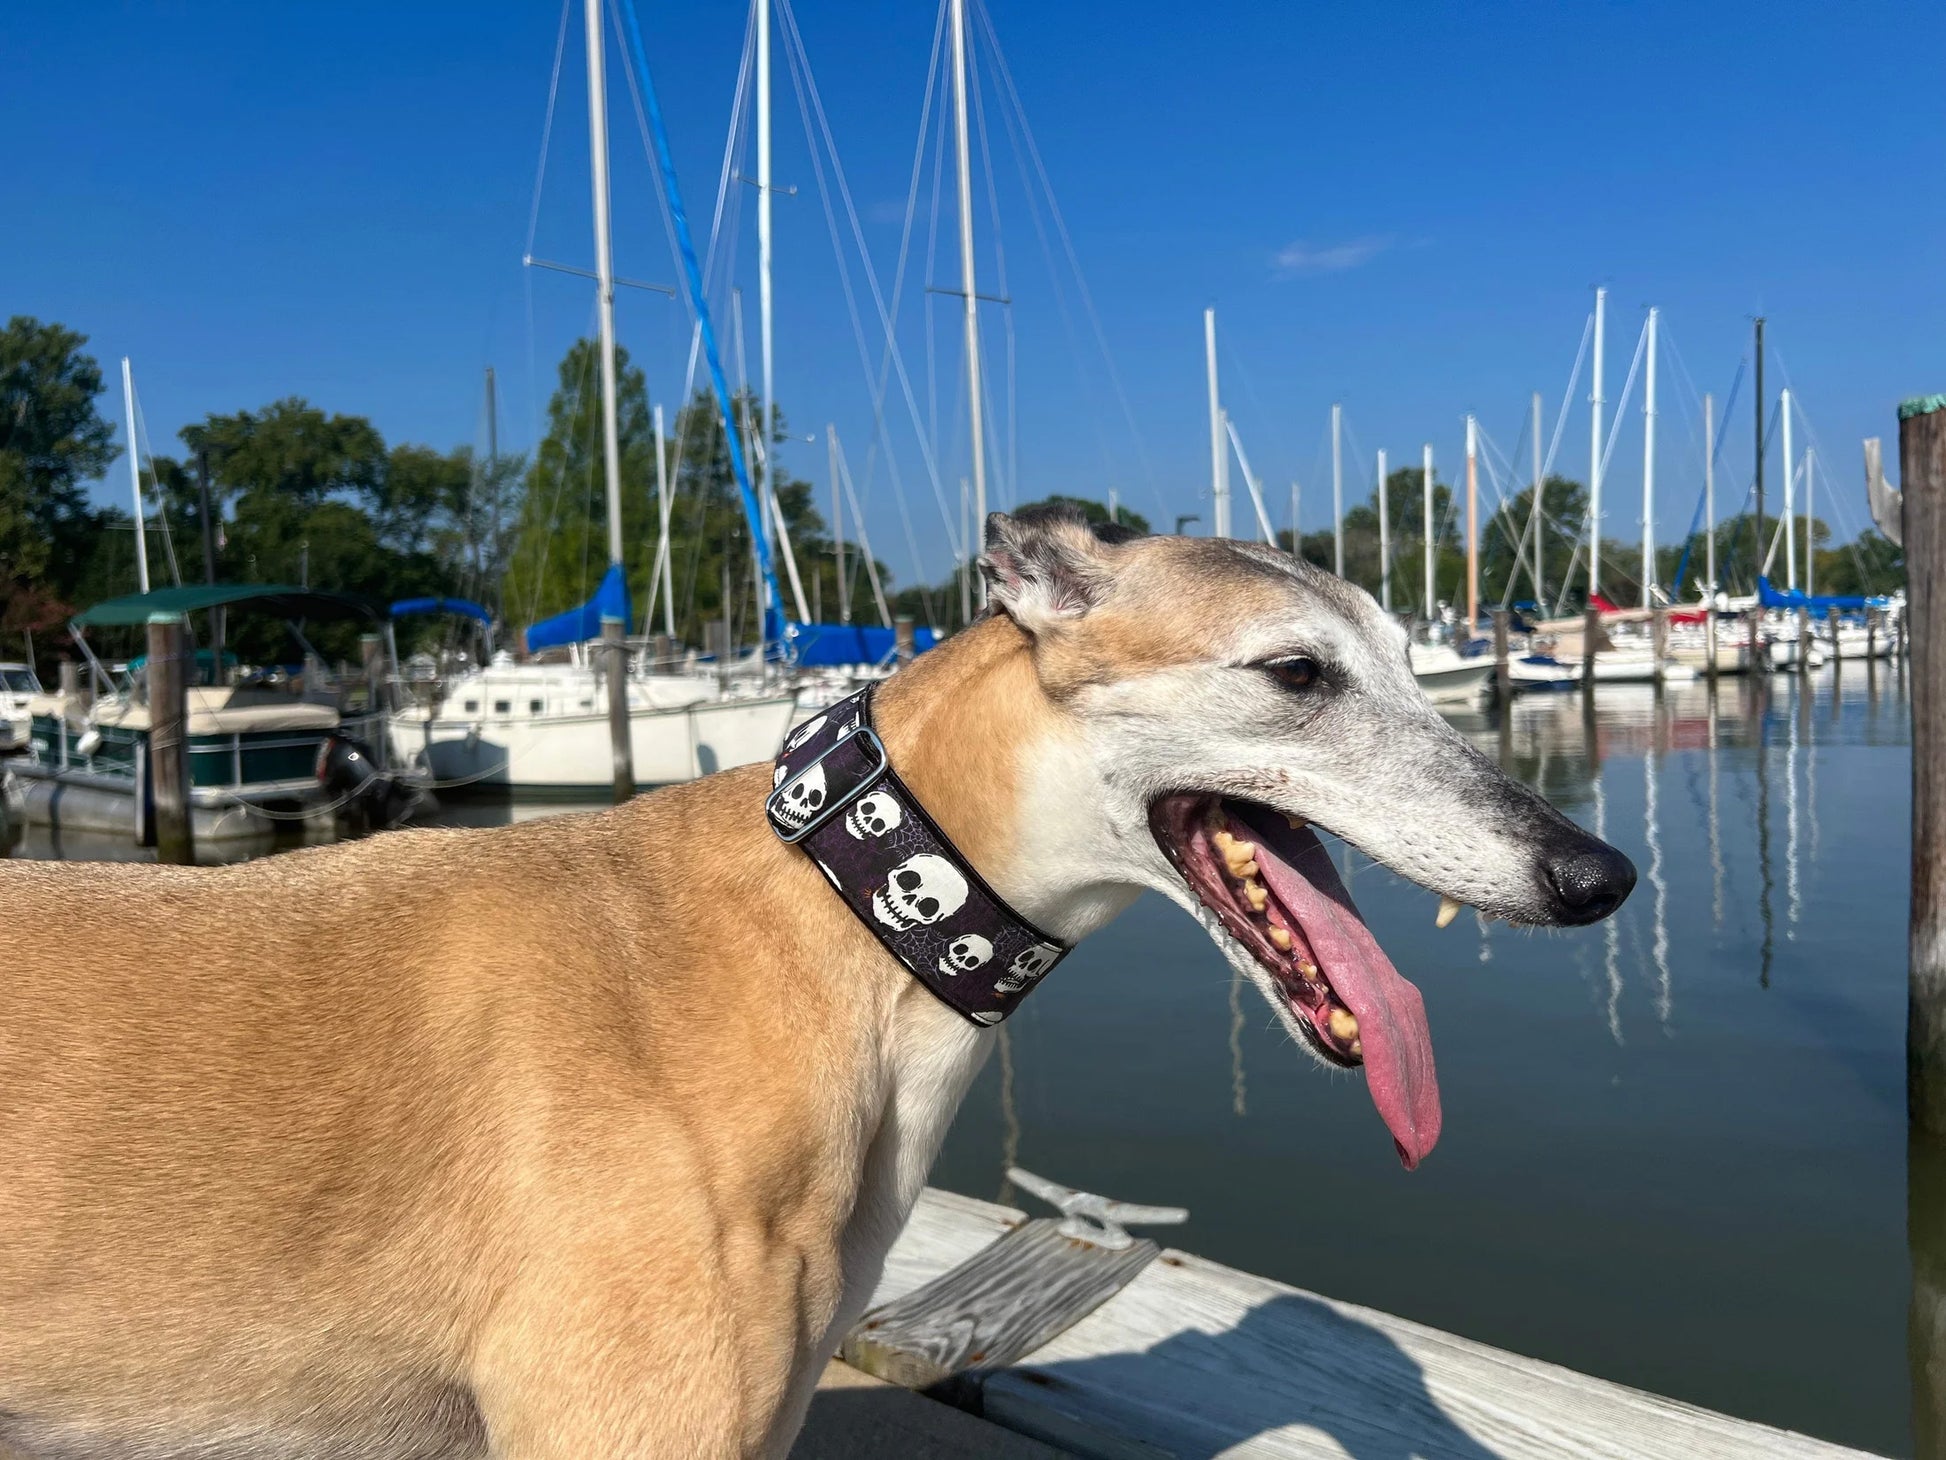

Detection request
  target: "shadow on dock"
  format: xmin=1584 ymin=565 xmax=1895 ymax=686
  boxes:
xmin=993 ymin=1292 xmax=1505 ymax=1459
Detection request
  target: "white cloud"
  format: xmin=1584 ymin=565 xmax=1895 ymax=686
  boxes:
xmin=1270 ymin=235 xmax=1393 ymax=278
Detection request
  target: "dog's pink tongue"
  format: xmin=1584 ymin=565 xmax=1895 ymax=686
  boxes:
xmin=1237 ymin=811 xmax=1443 ymax=1169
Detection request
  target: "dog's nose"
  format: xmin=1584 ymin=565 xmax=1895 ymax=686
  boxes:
xmin=1542 ymin=843 xmax=1636 ymax=924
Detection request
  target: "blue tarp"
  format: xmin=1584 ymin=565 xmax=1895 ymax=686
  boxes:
xmin=1755 ymin=576 xmax=1887 ymax=614
xmin=523 ymin=563 xmax=633 ymax=652
xmin=392 ymin=596 xmax=493 ymax=624
xmin=787 ymin=621 xmax=938 ymax=668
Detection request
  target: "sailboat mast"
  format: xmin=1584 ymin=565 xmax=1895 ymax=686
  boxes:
xmin=1805 ymin=446 xmax=1815 ymax=599
xmin=949 ymin=0 xmax=987 ymax=599
xmin=756 ymin=0 xmax=776 ymax=581
xmin=1377 ymin=449 xmax=1390 ymax=612
xmin=1752 ymin=317 xmax=1766 ymax=593
xmin=584 ymin=0 xmax=626 ymax=572
xmin=1331 ymin=403 xmax=1343 ymax=576
xmin=1781 ymin=387 xmax=1795 ymax=590
xmin=121 ymin=356 xmax=150 ymax=595
xmin=1589 ymin=285 xmax=1606 ymax=599
xmin=1422 ymin=443 xmax=1435 ymax=620
xmin=1465 ymin=414 xmax=1478 ymax=628
xmin=828 ymin=426 xmax=847 ymax=626
xmin=1531 ymin=390 xmax=1543 ymax=602
xmin=1641 ymin=306 xmax=1658 ymax=608
xmin=1205 ymin=308 xmax=1227 ymax=537
xmin=1703 ymin=391 xmax=1715 ymax=599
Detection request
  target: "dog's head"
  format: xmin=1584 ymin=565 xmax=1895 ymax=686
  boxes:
xmin=979 ymin=504 xmax=1634 ymax=1168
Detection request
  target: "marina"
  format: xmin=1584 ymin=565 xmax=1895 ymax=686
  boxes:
xmin=2 ymin=0 xmax=1935 ymax=1454
xmin=7 ymin=655 xmax=1919 ymax=1454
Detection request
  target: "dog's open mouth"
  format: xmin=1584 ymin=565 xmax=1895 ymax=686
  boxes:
xmin=1150 ymin=793 xmax=1442 ymax=1169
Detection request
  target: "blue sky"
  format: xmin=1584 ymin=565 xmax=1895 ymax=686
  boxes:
xmin=5 ymin=0 xmax=1940 ymax=594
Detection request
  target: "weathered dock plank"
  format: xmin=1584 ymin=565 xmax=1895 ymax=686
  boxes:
xmin=872 ymin=1188 xmax=1877 ymax=1460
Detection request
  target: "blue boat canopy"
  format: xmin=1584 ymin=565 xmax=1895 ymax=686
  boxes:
xmin=787 ymin=621 xmax=938 ymax=668
xmin=1755 ymin=576 xmax=1889 ymax=613
xmin=392 ymin=596 xmax=493 ymax=624
xmin=523 ymin=563 xmax=632 ymax=653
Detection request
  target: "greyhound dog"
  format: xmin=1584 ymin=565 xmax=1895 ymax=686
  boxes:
xmin=0 ymin=506 xmax=1632 ymax=1459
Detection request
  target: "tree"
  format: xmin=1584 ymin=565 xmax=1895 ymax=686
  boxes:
xmin=0 ymin=316 xmax=118 ymax=604
xmin=503 ymin=339 xmax=842 ymax=649
xmin=182 ymin=399 xmax=385 ymax=513
xmin=1276 ymin=467 xmax=1462 ymax=611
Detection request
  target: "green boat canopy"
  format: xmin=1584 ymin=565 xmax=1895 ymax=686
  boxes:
xmin=71 ymin=583 xmax=386 ymax=628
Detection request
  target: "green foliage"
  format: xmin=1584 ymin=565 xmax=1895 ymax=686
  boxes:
xmin=502 ymin=340 xmax=878 ymax=647
xmin=0 ymin=316 xmax=119 ymax=612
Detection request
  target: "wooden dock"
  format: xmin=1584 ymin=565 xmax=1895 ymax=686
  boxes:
xmin=834 ymin=1186 xmax=1879 ymax=1460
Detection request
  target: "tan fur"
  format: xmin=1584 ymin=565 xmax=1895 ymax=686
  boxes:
xmin=0 ymin=615 xmax=1050 ymax=1460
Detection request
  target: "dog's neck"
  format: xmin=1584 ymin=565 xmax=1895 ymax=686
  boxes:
xmin=868 ymin=614 xmax=1141 ymax=948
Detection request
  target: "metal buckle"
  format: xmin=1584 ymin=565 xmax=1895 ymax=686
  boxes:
xmin=766 ymin=726 xmax=888 ymax=844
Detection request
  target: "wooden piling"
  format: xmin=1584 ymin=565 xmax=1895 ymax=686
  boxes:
xmin=1491 ymin=609 xmax=1511 ymax=702
xmin=1902 ymin=394 xmax=1946 ymax=1137
xmin=1651 ymin=606 xmax=1669 ymax=692
xmin=1581 ymin=606 xmax=1600 ymax=693
xmin=1797 ymin=607 xmax=1812 ymax=676
xmin=1828 ymin=605 xmax=1842 ymax=669
xmin=1705 ymin=602 xmax=1719 ymax=682
xmin=895 ymin=615 xmax=916 ymax=665
xmin=602 ymin=615 xmax=634 ymax=805
xmin=1869 ymin=608 xmax=1879 ymax=661
xmin=147 ymin=612 xmax=194 ymax=865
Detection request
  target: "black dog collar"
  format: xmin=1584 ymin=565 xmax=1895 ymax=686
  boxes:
xmin=765 ymin=685 xmax=1068 ymax=1026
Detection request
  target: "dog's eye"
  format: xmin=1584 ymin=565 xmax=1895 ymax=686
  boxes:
xmin=1263 ymin=656 xmax=1320 ymax=691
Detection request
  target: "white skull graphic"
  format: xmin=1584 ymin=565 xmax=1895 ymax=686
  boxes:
xmin=772 ymin=764 xmax=827 ymax=831
xmin=995 ymin=942 xmax=1060 ymax=994
xmin=871 ymin=854 xmax=968 ymax=933
xmin=773 ymin=762 xmax=790 ymax=788
xmin=936 ymin=933 xmax=993 ymax=977
xmin=845 ymin=792 xmax=904 ymax=840
xmin=784 ymin=714 xmax=826 ymax=752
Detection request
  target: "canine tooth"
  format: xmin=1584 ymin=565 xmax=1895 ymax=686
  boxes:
xmin=1328 ymin=1007 xmax=1359 ymax=1042
xmin=1435 ymin=895 xmax=1463 ymax=930
xmin=1243 ymin=880 xmax=1268 ymax=912
xmin=1268 ymin=926 xmax=1293 ymax=952
xmin=1349 ymin=1038 xmax=1363 ymax=1057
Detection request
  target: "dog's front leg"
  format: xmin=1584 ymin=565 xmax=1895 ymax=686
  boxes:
xmin=469 ymin=1226 xmax=837 ymax=1460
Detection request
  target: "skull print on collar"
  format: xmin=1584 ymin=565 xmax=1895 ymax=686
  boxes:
xmin=765 ymin=684 xmax=1068 ymax=1026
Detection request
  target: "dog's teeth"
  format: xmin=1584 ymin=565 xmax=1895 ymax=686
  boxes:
xmin=1349 ymin=1038 xmax=1363 ymax=1058
xmin=1221 ymin=840 xmax=1258 ymax=878
xmin=1328 ymin=1007 xmax=1359 ymax=1042
xmin=1296 ymin=958 xmax=1320 ymax=980
xmin=1242 ymin=879 xmax=1268 ymax=912
xmin=1268 ymin=925 xmax=1293 ymax=952
xmin=1435 ymin=895 xmax=1463 ymax=930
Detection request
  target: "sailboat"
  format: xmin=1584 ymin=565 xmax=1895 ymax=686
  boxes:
xmin=393 ymin=0 xmax=796 ymax=794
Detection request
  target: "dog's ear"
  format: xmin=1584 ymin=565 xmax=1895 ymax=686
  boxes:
xmin=978 ymin=506 xmax=1125 ymax=634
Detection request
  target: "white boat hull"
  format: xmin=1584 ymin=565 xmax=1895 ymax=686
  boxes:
xmin=1410 ymin=649 xmax=1495 ymax=705
xmin=396 ymin=694 xmax=798 ymax=793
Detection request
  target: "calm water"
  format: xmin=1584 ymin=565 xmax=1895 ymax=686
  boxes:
xmin=5 ymin=665 xmax=1919 ymax=1453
